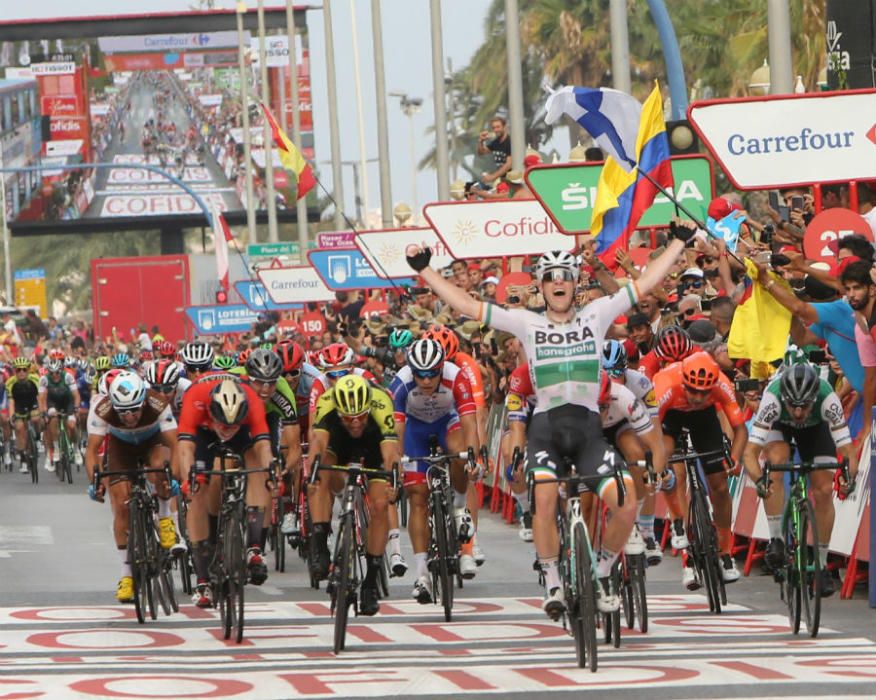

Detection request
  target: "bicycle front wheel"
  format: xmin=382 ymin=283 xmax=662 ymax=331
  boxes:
xmin=225 ymin=517 xmax=246 ymax=644
xmin=128 ymin=499 xmax=147 ymax=624
xmin=572 ymin=521 xmax=598 ymax=672
xmin=332 ymin=516 xmax=355 ymax=654
xmin=689 ymin=487 xmax=722 ymax=614
xmin=798 ymin=500 xmax=822 ymax=638
xmin=28 ymin=430 xmax=38 ymax=484
xmin=433 ymin=492 xmax=454 ymax=622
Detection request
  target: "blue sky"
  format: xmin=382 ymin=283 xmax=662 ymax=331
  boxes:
xmin=6 ymin=1 xmax=494 ymax=223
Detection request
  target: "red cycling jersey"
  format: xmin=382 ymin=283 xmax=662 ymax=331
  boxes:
xmin=653 ymin=361 xmax=744 ymax=428
xmin=177 ymin=377 xmax=270 ymax=442
xmin=454 ymin=352 xmax=486 ymax=408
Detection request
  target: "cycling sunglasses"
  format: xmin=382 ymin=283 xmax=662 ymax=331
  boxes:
xmin=540 ymin=269 xmax=576 ymax=283
xmin=412 ymin=368 xmax=441 ymax=380
xmin=339 ymin=410 xmax=370 ymax=423
xmin=116 ymin=406 xmax=143 ymax=417
xmin=284 ymin=369 xmax=301 ymax=380
xmin=326 ymin=369 xmax=351 ymax=380
xmin=682 ymin=279 xmax=704 ymax=289
xmin=153 ymin=384 xmax=176 ymax=394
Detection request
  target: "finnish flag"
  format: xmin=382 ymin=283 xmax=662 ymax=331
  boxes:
xmin=545 ymin=86 xmax=643 ymax=172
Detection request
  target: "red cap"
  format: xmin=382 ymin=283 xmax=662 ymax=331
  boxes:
xmin=707 ymin=197 xmax=742 ymax=221
xmin=778 ymin=245 xmax=798 ymax=254
xmin=835 ymin=255 xmax=863 ymax=276
xmin=523 ymin=154 xmax=541 ymax=167
xmin=468 ymin=262 xmax=480 ymax=271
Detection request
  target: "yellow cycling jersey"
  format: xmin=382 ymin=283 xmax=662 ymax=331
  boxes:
xmin=313 ymin=384 xmax=397 ymax=441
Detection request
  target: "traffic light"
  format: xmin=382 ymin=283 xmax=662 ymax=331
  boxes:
xmin=666 ymin=119 xmax=699 ymax=156
xmin=215 ymin=289 xmax=228 ymax=304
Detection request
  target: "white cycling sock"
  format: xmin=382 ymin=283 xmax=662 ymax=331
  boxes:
xmin=118 ymin=548 xmax=132 ymax=578
xmin=818 ymin=543 xmax=829 ymax=568
xmin=540 ymin=558 xmax=561 ymax=591
xmin=513 ymin=491 xmax=530 ymax=513
xmin=767 ymin=515 xmax=783 ymax=540
xmin=415 ymin=552 xmax=428 ymax=578
xmin=388 ymin=529 xmax=401 ymax=556
xmin=596 ymin=547 xmax=620 ymax=579
xmin=157 ymin=498 xmax=172 ymax=518
xmin=453 ymin=490 xmax=467 ymax=510
xmin=638 ymin=514 xmax=655 ymax=540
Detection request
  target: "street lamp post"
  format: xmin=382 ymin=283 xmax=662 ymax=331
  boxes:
xmin=389 ymin=93 xmax=422 ymax=221
xmin=236 ymin=2 xmax=257 ymax=243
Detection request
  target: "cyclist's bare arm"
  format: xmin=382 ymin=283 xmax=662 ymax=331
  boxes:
xmin=729 ymin=423 xmax=748 ymax=464
xmin=638 ymin=426 xmax=668 ymax=476
xmin=281 ymin=424 xmax=302 ymax=475
xmin=158 ymin=429 xmax=178 ymax=478
xmin=459 ymin=411 xmax=479 ymax=457
xmin=307 ymin=429 xmax=329 ymax=469
xmin=84 ymin=433 xmax=104 ymax=483
xmin=178 ymin=439 xmax=195 ymax=483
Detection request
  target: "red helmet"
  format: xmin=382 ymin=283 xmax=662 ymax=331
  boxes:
xmin=423 ymin=325 xmax=459 ymax=361
xmin=157 ymin=340 xmax=177 ymax=359
xmin=98 ymin=368 xmax=125 ymax=395
xmin=146 ymin=359 xmax=181 ymax=387
xmin=318 ymin=342 xmax=355 ymax=370
xmin=681 ymin=351 xmax=720 ymax=391
xmin=276 ymin=341 xmax=305 ymax=373
xmin=139 ymin=350 xmax=154 ymax=363
xmin=598 ymin=370 xmax=612 ymax=408
xmin=49 ymin=349 xmax=65 ymax=361
xmin=237 ymin=348 xmax=252 ymax=365
xmin=655 ymin=325 xmax=693 ymax=362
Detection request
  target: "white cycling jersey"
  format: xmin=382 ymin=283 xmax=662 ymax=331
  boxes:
xmin=603 ymin=381 xmax=652 ymax=434
xmin=480 ymin=284 xmax=637 ymax=414
xmin=621 ymin=368 xmax=658 ymax=418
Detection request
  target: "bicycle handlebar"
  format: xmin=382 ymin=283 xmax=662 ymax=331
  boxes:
xmin=668 ymin=448 xmax=726 ymax=463
xmin=309 ymin=455 xmax=398 ymax=491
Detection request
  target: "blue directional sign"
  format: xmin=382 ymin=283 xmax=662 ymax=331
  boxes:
xmin=307 ymin=249 xmax=414 ymax=290
xmin=234 ymin=280 xmax=303 ymax=312
xmin=185 ymin=304 xmax=260 ymax=335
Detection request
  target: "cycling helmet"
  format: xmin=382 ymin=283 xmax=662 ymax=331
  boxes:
xmin=246 ymin=348 xmax=283 ymax=382
xmin=181 ymin=341 xmax=214 ymax=370
xmin=534 ymin=250 xmax=579 ymax=278
xmin=602 ymin=340 xmax=628 ymax=374
xmin=146 ymin=359 xmax=181 ymax=387
xmin=780 ymin=362 xmax=820 ymax=407
xmin=139 ymin=350 xmax=154 ymax=363
xmin=423 ymin=325 xmax=459 ymax=361
xmin=388 ymin=328 xmax=414 ymax=351
xmin=259 ymin=342 xmax=274 ymax=351
xmin=333 ymin=374 xmax=371 ymax=416
xmin=681 ymin=351 xmax=720 ymax=391
xmin=209 ymin=379 xmax=249 ymax=425
xmin=156 ymin=340 xmax=177 ymax=359
xmin=110 ymin=352 xmax=130 ymax=369
xmin=407 ymin=338 xmax=445 ymax=373
xmin=782 ymin=344 xmax=808 ymax=369
xmin=236 ymin=348 xmax=252 ymax=365
xmin=655 ymin=325 xmax=693 ymax=362
xmin=598 ymin=370 xmax=612 ymax=408
xmin=12 ymin=357 xmax=30 ymax=370
xmin=108 ymin=371 xmax=147 ymax=411
xmin=276 ymin=341 xmax=305 ymax=373
xmin=49 ymin=349 xmax=65 ymax=361
xmin=47 ymin=359 xmax=63 ymax=373
xmin=318 ymin=342 xmax=355 ymax=370
xmin=64 ymin=356 xmax=77 ymax=368
xmin=95 ymin=356 xmax=111 ymax=372
xmin=212 ymin=355 xmax=237 ymax=371
xmin=99 ymin=368 xmax=124 ymax=395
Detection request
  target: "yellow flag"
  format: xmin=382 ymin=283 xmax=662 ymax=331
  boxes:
xmin=727 ymin=258 xmax=792 ymax=364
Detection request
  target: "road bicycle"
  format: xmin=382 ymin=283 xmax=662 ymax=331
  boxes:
xmin=400 ymin=443 xmax=477 ymax=622
xmin=15 ymin=414 xmax=40 ymax=484
xmin=93 ymin=460 xmax=178 ymax=624
xmin=668 ymin=438 xmax=728 ymax=615
xmin=54 ymin=412 xmax=79 ymax=485
xmin=758 ymin=458 xmax=850 ymax=638
xmin=309 ymin=456 xmax=396 ymax=654
xmin=528 ymin=466 xmax=626 ymax=672
xmin=189 ymin=448 xmax=275 ymax=644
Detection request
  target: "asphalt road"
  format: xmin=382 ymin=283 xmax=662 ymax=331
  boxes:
xmin=1 ymin=464 xmax=875 ymax=699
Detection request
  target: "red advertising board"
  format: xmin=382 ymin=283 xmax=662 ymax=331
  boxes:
xmin=40 ymin=95 xmax=79 ymax=117
xmin=49 ymin=117 xmax=88 ymax=140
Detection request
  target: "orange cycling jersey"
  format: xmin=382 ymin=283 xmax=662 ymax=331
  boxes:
xmin=653 ymin=361 xmax=744 ymax=428
xmin=454 ymin=352 xmax=485 ymax=409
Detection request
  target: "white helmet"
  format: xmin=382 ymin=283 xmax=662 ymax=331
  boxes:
xmin=181 ymin=341 xmax=214 ymax=369
xmin=407 ymin=338 xmax=445 ymax=373
xmin=534 ymin=250 xmax=580 ymax=278
xmin=109 ymin=371 xmax=147 ymax=411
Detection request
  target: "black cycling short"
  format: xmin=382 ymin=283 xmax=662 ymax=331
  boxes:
xmin=47 ymin=395 xmax=75 ymax=415
xmin=320 ymin=424 xmax=386 ymax=472
xmin=662 ymin=406 xmax=727 ymax=475
xmin=778 ymin=420 xmax=836 ymax=463
xmin=525 ymin=404 xmax=621 ymax=487
xmin=192 ymin=426 xmax=265 ymax=469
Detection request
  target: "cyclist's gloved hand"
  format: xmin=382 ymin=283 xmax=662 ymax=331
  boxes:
xmin=834 ymin=468 xmax=856 ymax=501
xmin=669 ymin=219 xmax=697 ymax=244
xmin=406 ymin=246 xmax=432 ymax=272
xmin=169 ymin=479 xmax=181 ymax=497
xmin=88 ymin=484 xmax=104 ymax=503
xmin=659 ymin=469 xmax=676 ymax=491
xmin=755 ymin=475 xmax=770 ymax=499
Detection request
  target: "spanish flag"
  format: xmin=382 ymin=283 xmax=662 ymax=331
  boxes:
xmin=260 ymin=103 xmax=316 ymax=200
xmin=590 ymin=82 xmax=673 ymax=262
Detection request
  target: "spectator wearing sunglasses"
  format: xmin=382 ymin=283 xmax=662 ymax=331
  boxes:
xmin=679 ymin=267 xmax=708 ymax=299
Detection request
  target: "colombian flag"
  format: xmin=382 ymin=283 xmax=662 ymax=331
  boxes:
xmin=260 ymin=103 xmax=316 ymax=201
xmin=589 ymin=82 xmax=673 ymax=262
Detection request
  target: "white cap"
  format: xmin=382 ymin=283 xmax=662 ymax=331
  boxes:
xmin=680 ymin=267 xmax=704 ymax=279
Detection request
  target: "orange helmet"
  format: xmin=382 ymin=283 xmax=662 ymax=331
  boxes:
xmin=681 ymin=351 xmax=719 ymax=391
xmin=237 ymin=348 xmax=253 ymax=365
xmin=423 ymin=325 xmax=459 ymax=361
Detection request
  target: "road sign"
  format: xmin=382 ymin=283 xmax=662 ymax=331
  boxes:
xmin=354 ymin=227 xmax=455 ymax=279
xmin=688 ymin=89 xmax=876 ymax=189
xmin=422 ymin=199 xmax=572 ymax=259
xmin=247 ymin=242 xmax=297 ymax=258
xmin=802 ymin=207 xmax=873 ymax=264
xmin=307 ymin=249 xmax=413 ymax=290
xmin=13 ymin=268 xmax=47 ymax=318
xmin=526 ymin=155 xmax=714 ymax=234
xmin=256 ymin=265 xmax=335 ymax=304
xmin=316 ymin=230 xmax=357 ymax=249
xmin=233 ymin=280 xmax=303 ymax=311
xmin=185 ymin=304 xmax=259 ymax=335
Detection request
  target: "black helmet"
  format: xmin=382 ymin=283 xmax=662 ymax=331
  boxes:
xmin=779 ymin=362 xmax=820 ymax=407
xmin=246 ymin=348 xmax=283 ymax=382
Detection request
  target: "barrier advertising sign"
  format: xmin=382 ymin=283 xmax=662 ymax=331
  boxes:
xmin=233 ymin=280 xmax=302 ymax=311
xmin=527 ymin=155 xmax=714 ymax=234
xmin=256 ymin=265 xmax=335 ymax=305
xmin=688 ymin=89 xmax=876 ymax=189
xmin=307 ymin=249 xmax=413 ymax=291
xmin=354 ymin=227 xmax=455 ymax=279
xmin=423 ymin=199 xmax=573 ymax=259
xmin=185 ymin=304 xmax=259 ymax=335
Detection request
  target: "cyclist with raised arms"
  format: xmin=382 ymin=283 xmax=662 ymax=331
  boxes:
xmin=389 ymin=338 xmax=479 ymax=602
xmin=405 ymin=222 xmax=692 ymax=617
xmin=743 ymin=362 xmax=857 ymax=596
